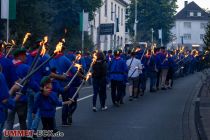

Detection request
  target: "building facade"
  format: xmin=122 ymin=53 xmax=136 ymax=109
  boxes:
xmin=170 ymin=1 xmax=210 ymax=50
xmin=89 ymin=0 xmax=128 ymax=51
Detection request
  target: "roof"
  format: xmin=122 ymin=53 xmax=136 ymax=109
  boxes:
xmin=175 ymin=1 xmax=210 ymax=21
xmin=115 ymin=0 xmax=129 ymax=7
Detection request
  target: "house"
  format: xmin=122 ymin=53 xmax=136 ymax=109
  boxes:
xmin=89 ymin=0 xmax=128 ymax=51
xmin=169 ymin=1 xmax=210 ymax=50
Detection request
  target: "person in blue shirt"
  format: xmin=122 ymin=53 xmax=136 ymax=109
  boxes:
xmin=6 ymin=48 xmax=40 ymax=140
xmin=33 ymin=76 xmax=71 ymax=140
xmin=49 ymin=47 xmax=83 ymax=126
xmin=25 ymin=41 xmax=52 ymax=132
xmin=0 ymin=72 xmax=20 ymax=139
xmin=158 ymin=47 xmax=169 ymax=90
xmin=166 ymin=51 xmax=176 ymax=89
xmin=109 ymin=50 xmax=128 ymax=106
xmin=0 ymin=45 xmax=17 ymax=88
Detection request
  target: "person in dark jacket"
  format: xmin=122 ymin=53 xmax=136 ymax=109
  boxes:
xmin=92 ymin=52 xmax=108 ymax=112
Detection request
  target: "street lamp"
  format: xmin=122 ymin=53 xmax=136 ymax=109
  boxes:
xmin=151 ymin=28 xmax=154 ymax=45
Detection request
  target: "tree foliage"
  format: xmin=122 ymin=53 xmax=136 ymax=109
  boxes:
xmin=127 ymin=0 xmax=177 ymax=45
xmin=204 ymin=22 xmax=210 ymax=50
xmin=0 ymin=0 xmax=102 ymax=51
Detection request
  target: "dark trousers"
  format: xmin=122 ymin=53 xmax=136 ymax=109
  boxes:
xmin=92 ymin=78 xmax=107 ymax=108
xmin=62 ymin=101 xmax=77 ymax=124
xmin=41 ymin=117 xmax=54 ymax=140
xmin=139 ymin=72 xmax=147 ymax=92
xmin=111 ymin=80 xmax=124 ymax=104
xmin=156 ymin=70 xmax=161 ymax=89
xmin=149 ymin=71 xmax=157 ymax=90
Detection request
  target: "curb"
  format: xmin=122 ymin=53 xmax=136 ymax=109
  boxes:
xmin=194 ymin=83 xmax=208 ymax=140
xmin=182 ymin=77 xmax=202 ymax=140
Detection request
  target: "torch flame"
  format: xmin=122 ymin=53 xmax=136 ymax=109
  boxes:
xmin=11 ymin=40 xmax=16 ymax=46
xmin=74 ymin=63 xmax=82 ymax=70
xmin=40 ymin=36 xmax=48 ymax=56
xmin=22 ymin=33 xmax=31 ymax=46
xmin=92 ymin=53 xmax=97 ymax=63
xmin=54 ymin=41 xmax=63 ymax=54
xmin=85 ymin=72 xmax=92 ymax=81
xmin=135 ymin=48 xmax=140 ymax=52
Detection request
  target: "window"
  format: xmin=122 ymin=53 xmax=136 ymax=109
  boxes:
xmin=200 ymin=23 xmax=207 ymax=29
xmin=197 ymin=12 xmax=201 ymax=16
xmin=184 ymin=22 xmax=191 ymax=28
xmin=121 ymin=8 xmax=123 ymax=26
xmin=200 ymin=34 xmax=204 ymax=40
xmin=125 ymin=8 xmax=129 ymax=15
xmin=189 ymin=12 xmax=194 ymax=16
xmin=125 ymin=23 xmax=129 ymax=33
xmin=111 ymin=2 xmax=113 ymax=20
xmin=115 ymin=4 xmax=117 ymax=19
xmin=104 ymin=0 xmax=108 ymax=17
xmin=183 ymin=34 xmax=191 ymax=40
xmin=118 ymin=6 xmax=120 ymax=23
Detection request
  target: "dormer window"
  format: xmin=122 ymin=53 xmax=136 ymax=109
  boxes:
xmin=189 ymin=12 xmax=194 ymax=16
xmin=197 ymin=12 xmax=201 ymax=16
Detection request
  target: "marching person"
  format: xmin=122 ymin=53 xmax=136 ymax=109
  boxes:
xmin=6 ymin=48 xmax=40 ymax=140
xmin=0 ymin=72 xmax=20 ymax=139
xmin=126 ymin=51 xmax=142 ymax=100
xmin=92 ymin=51 xmax=108 ymax=112
xmin=158 ymin=47 xmax=169 ymax=90
xmin=33 ymin=76 xmax=72 ymax=140
xmin=147 ymin=49 xmax=158 ymax=92
xmin=109 ymin=50 xmax=128 ymax=106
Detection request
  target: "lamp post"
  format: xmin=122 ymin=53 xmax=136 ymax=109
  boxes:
xmin=134 ymin=0 xmax=138 ymax=42
xmin=151 ymin=28 xmax=154 ymax=45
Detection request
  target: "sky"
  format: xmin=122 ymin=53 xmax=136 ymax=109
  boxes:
xmin=177 ymin=0 xmax=210 ymax=12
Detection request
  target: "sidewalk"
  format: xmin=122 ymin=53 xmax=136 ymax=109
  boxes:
xmin=199 ymin=81 xmax=210 ymax=139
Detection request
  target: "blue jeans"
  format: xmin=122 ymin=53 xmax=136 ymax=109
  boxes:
xmin=27 ymin=91 xmax=40 ymax=131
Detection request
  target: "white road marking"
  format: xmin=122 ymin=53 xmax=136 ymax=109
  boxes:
xmin=11 ymin=91 xmax=93 ymax=129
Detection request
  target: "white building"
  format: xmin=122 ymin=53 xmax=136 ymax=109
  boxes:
xmin=170 ymin=1 xmax=210 ymax=50
xmin=89 ymin=0 xmax=128 ymax=51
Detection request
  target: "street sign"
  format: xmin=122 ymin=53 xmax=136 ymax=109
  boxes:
xmin=99 ymin=23 xmax=114 ymax=35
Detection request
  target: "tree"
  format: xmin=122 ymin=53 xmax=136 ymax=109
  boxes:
xmin=204 ymin=22 xmax=210 ymax=50
xmin=127 ymin=0 xmax=177 ymax=46
xmin=0 ymin=0 xmax=102 ymax=51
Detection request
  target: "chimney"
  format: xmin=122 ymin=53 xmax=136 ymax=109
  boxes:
xmin=184 ymin=1 xmax=188 ymax=7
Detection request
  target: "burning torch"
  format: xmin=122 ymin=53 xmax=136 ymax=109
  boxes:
xmin=21 ymin=33 xmax=31 ymax=48
xmin=15 ymin=40 xmax=64 ymax=93
xmin=69 ymin=53 xmax=97 ymax=102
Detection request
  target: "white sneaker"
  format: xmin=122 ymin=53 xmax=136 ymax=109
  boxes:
xmin=101 ymin=106 xmax=108 ymax=111
xmin=92 ymin=107 xmax=97 ymax=112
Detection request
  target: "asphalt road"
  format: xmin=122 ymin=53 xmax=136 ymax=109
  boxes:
xmin=8 ymin=73 xmax=201 ymax=140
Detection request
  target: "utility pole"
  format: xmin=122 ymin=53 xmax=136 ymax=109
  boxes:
xmin=151 ymin=28 xmax=154 ymax=45
xmin=98 ymin=8 xmax=101 ymax=50
xmin=134 ymin=0 xmax=138 ymax=42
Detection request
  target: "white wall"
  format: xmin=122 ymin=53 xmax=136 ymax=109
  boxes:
xmin=171 ymin=20 xmax=208 ymax=48
xmin=89 ymin=0 xmax=127 ymax=51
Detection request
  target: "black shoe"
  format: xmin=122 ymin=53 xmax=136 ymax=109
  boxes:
xmin=67 ymin=116 xmax=72 ymax=125
xmin=62 ymin=122 xmax=71 ymax=126
xmin=161 ymin=87 xmax=166 ymax=90
xmin=150 ymin=89 xmax=156 ymax=92
xmin=119 ymin=100 xmax=124 ymax=104
xmin=129 ymin=96 xmax=133 ymax=101
xmin=114 ymin=102 xmax=120 ymax=107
